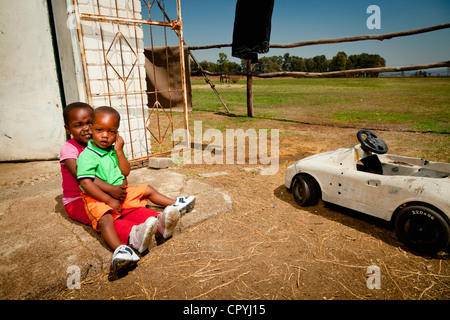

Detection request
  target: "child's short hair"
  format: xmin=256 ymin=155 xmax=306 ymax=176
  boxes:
xmin=92 ymin=106 xmax=121 ymax=126
xmin=63 ymin=102 xmax=93 ymax=126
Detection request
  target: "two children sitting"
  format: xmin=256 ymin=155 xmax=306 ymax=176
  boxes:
xmin=60 ymin=102 xmax=195 ymax=273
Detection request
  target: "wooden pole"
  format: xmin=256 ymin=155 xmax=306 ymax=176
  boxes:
xmin=176 ymin=0 xmax=190 ymax=149
xmin=246 ymin=61 xmax=254 ymax=117
xmin=189 ymin=50 xmax=230 ymax=113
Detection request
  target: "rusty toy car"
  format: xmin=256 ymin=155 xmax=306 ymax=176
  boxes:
xmin=285 ymin=130 xmax=450 ymax=254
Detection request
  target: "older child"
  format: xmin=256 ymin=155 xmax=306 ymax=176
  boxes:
xmin=61 ymin=102 xmax=97 ymax=224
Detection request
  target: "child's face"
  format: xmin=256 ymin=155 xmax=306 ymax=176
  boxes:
xmin=64 ymin=107 xmax=93 ymax=146
xmin=91 ymin=113 xmax=119 ymax=150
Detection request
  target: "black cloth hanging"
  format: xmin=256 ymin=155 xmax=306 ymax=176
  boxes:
xmin=232 ymin=0 xmax=274 ymax=63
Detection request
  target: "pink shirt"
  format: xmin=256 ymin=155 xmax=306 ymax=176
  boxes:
xmin=60 ymin=138 xmax=85 ymax=206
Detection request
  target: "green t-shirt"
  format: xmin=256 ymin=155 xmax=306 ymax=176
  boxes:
xmin=77 ymin=140 xmax=125 ymax=187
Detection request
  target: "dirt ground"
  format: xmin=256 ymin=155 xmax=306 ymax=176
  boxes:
xmin=42 ymin=114 xmax=449 ymax=301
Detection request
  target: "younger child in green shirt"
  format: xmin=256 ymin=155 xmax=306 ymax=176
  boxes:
xmin=77 ymin=106 xmax=195 ymax=273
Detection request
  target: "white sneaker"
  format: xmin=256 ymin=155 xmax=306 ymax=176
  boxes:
xmin=157 ymin=206 xmax=180 ymax=238
xmin=173 ymin=196 xmax=196 ymax=216
xmin=111 ymin=245 xmax=139 ymax=273
xmin=129 ymin=217 xmax=159 ymax=253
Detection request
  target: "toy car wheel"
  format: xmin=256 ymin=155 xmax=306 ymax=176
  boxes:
xmin=395 ymin=205 xmax=450 ymax=254
xmin=292 ymin=175 xmax=319 ymax=207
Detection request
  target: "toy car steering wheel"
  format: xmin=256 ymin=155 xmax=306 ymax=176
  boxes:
xmin=357 ymin=130 xmax=388 ymax=154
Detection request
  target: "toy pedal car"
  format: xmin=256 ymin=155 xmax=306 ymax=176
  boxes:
xmin=285 ymin=130 xmax=450 ymax=254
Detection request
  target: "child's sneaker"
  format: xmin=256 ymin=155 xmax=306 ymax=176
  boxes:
xmin=157 ymin=205 xmax=180 ymax=238
xmin=173 ymin=196 xmax=196 ymax=216
xmin=129 ymin=217 xmax=159 ymax=253
xmin=111 ymin=245 xmax=139 ymax=273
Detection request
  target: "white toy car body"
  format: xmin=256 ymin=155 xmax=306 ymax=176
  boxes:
xmin=285 ymin=130 xmax=450 ymax=254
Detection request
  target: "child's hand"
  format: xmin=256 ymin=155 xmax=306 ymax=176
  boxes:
xmin=107 ymin=198 xmax=122 ymax=213
xmin=114 ymin=134 xmax=124 ymax=152
xmin=115 ymin=134 xmax=131 ymax=177
xmin=108 ymin=185 xmax=127 ymax=201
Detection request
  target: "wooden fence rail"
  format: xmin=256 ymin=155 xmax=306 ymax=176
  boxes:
xmin=189 ymin=23 xmax=450 ymax=51
xmin=192 ymin=61 xmax=450 ymax=79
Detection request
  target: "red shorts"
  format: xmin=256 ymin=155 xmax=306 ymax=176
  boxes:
xmin=64 ymin=198 xmax=91 ymax=225
xmin=64 ymin=190 xmax=160 ymax=245
xmin=114 ymin=207 xmax=159 ymax=245
xmin=81 ymin=184 xmax=150 ymax=231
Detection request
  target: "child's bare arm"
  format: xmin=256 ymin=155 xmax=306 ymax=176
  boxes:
xmin=79 ymin=178 xmax=122 ymax=213
xmin=94 ymin=177 xmax=126 ymax=201
xmin=114 ymin=134 xmax=131 ymax=177
xmin=65 ymin=158 xmax=126 ymax=200
xmin=64 ymin=158 xmax=79 ymax=179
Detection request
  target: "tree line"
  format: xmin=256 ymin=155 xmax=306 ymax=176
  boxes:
xmin=191 ymin=52 xmax=387 ymax=77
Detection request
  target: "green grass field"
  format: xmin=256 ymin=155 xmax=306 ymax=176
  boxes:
xmin=191 ymin=77 xmax=450 ymax=134
xmin=179 ymin=77 xmax=449 ymax=162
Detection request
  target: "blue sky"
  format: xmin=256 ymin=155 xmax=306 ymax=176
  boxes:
xmin=142 ymin=0 xmax=450 ymax=68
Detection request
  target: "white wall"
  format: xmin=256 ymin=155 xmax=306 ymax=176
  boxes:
xmin=0 ymin=0 xmax=65 ymax=161
xmin=0 ymin=0 xmax=150 ymax=161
